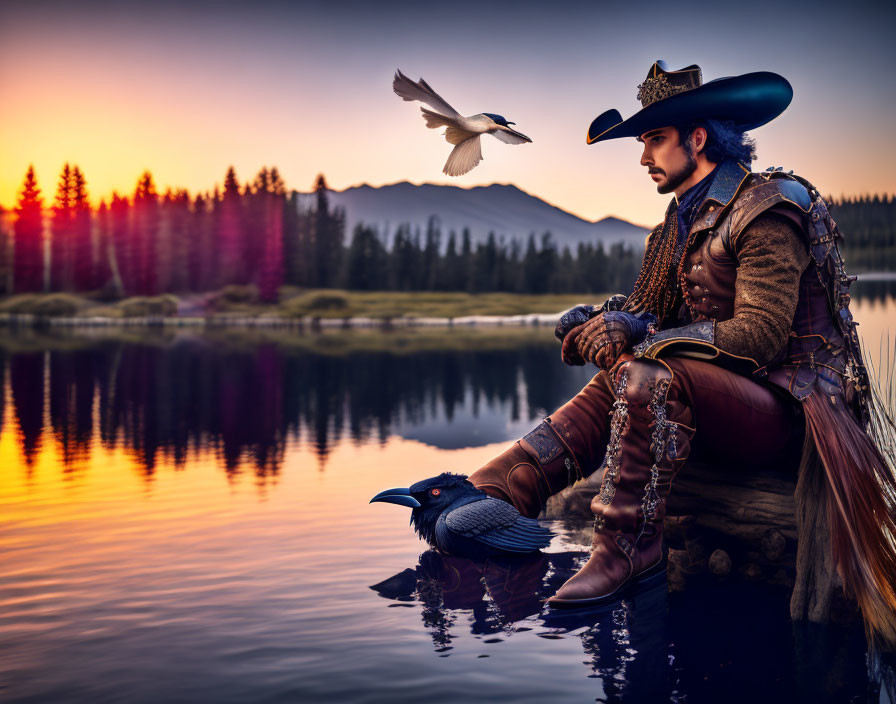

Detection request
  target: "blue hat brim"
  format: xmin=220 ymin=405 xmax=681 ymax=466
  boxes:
xmin=587 ymin=72 xmax=792 ymax=144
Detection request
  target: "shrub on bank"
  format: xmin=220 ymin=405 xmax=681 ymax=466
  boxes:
xmin=0 ymin=293 xmax=82 ymax=317
xmin=116 ymin=295 xmax=179 ymax=318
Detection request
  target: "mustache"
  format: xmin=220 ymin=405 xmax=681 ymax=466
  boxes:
xmin=648 ymin=167 xmax=665 ymax=175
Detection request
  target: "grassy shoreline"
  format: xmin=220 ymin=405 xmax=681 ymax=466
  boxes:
xmin=0 ymin=323 xmax=569 ymax=356
xmin=0 ymin=287 xmax=608 ymax=322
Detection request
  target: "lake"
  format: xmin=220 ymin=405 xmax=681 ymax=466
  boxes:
xmin=1 ymin=283 xmax=895 ymax=703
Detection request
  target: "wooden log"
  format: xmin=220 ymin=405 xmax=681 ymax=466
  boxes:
xmin=544 ymin=460 xmax=798 ymax=546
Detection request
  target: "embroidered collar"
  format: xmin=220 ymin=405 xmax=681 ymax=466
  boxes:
xmin=677 ymin=158 xmax=753 ymax=234
xmin=666 ymin=159 xmax=750 ymax=215
xmin=702 ymin=158 xmax=751 ymax=207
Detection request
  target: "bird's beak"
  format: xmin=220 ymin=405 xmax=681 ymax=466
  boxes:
xmin=507 ymin=121 xmax=516 ymax=125
xmin=370 ymin=487 xmax=421 ymax=508
xmin=503 ymin=125 xmax=532 ymax=143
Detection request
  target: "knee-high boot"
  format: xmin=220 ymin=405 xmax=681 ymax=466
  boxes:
xmin=547 ymin=359 xmax=695 ymax=606
xmin=467 ymin=371 xmax=616 ymax=519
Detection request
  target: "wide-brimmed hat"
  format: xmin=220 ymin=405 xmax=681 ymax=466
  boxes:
xmin=587 ymin=60 xmax=792 ymax=144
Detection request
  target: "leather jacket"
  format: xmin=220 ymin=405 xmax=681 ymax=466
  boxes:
xmin=632 ymin=160 xmax=870 ymax=422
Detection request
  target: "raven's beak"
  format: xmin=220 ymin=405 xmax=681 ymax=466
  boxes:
xmin=370 ymin=487 xmax=421 ymax=508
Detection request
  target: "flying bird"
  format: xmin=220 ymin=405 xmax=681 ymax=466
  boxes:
xmin=370 ymin=472 xmax=552 ymax=557
xmin=392 ymin=69 xmax=532 ymax=177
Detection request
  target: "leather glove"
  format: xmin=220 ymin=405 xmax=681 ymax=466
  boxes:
xmin=560 ymin=322 xmax=589 ymax=366
xmin=574 ymin=311 xmax=656 ymax=370
xmin=554 ymin=304 xmax=598 ymax=342
xmin=554 ymin=295 xmax=629 ymax=344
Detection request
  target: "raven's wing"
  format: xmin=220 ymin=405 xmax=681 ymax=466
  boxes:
xmin=442 ymin=497 xmax=553 ymax=553
xmin=443 ymin=135 xmax=482 ymax=177
xmin=491 ymin=126 xmax=532 ymax=144
xmin=393 ymin=69 xmax=460 ymax=117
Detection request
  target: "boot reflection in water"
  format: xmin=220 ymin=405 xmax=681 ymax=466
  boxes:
xmin=468 ymin=352 xmax=797 ymax=607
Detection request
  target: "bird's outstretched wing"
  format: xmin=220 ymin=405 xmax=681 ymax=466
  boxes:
xmin=443 ymin=135 xmax=482 ymax=176
xmin=441 ymin=497 xmax=553 ymax=553
xmin=393 ymin=69 xmax=460 ymax=117
xmin=491 ymin=126 xmax=532 ymax=145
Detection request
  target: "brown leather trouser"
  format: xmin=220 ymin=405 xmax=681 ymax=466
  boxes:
xmin=468 ymin=354 xmax=803 ymax=518
xmin=469 ymin=354 xmax=803 ymax=603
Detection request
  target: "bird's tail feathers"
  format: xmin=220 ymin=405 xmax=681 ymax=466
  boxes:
xmin=444 ymin=125 xmax=473 ymax=145
xmin=443 ymin=135 xmax=483 ymax=177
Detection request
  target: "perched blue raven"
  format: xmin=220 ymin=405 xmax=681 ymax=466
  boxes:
xmin=369 ymin=472 xmax=553 ymax=557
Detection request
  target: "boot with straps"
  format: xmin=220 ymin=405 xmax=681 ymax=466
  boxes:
xmin=547 ymin=358 xmax=694 ymax=607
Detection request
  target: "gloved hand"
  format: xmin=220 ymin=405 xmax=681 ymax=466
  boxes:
xmin=554 ymin=304 xmax=599 ymax=342
xmin=554 ymin=295 xmax=629 ymax=344
xmin=574 ymin=311 xmax=656 ymax=370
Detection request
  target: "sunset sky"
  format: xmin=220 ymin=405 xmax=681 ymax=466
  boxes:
xmin=1 ymin=0 xmax=894 ymax=226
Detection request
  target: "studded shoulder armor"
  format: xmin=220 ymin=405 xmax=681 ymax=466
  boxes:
xmin=716 ymin=168 xmax=814 ymax=259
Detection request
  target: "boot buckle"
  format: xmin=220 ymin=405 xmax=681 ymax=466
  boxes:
xmin=615 ymin=534 xmax=634 ymax=557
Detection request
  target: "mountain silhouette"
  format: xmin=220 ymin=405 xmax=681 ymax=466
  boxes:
xmin=294 ymin=181 xmax=649 ymax=251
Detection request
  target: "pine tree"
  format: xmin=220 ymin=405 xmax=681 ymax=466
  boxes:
xmin=13 ymin=166 xmax=45 ymax=293
xmin=245 ymin=167 xmax=270 ymax=283
xmin=439 ymin=231 xmax=459 ymax=291
xmin=109 ymin=193 xmax=131 ymax=296
xmin=256 ymin=168 xmax=285 ymax=302
xmin=346 ymin=224 xmax=388 ymax=290
xmin=497 ymin=236 xmax=521 ymax=292
xmin=162 ymin=189 xmax=191 ymax=292
xmin=217 ymin=166 xmax=244 ymax=288
xmin=189 ymin=193 xmax=212 ymax=292
xmin=522 ymin=233 xmax=539 ymax=293
xmin=132 ymin=171 xmax=159 ymax=295
xmin=311 ymin=175 xmax=344 ymax=288
xmin=422 ymin=216 xmax=441 ymax=290
xmin=556 ymin=246 xmax=574 ymax=293
xmin=0 ymin=205 xmax=11 ymax=294
xmin=473 ymin=232 xmax=498 ymax=291
xmin=94 ymin=200 xmax=121 ymax=298
xmin=460 ymin=227 xmax=473 ymax=292
xmin=536 ymin=232 xmax=558 ymax=294
xmin=282 ymin=190 xmax=302 ymax=287
xmin=390 ymin=223 xmax=418 ymax=290
xmin=70 ymin=166 xmax=93 ymax=291
xmin=50 ymin=163 xmax=73 ymax=290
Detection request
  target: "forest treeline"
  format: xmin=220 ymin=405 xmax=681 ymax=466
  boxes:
xmin=828 ymin=195 xmax=896 ymax=271
xmin=1 ymin=164 xmax=893 ymax=301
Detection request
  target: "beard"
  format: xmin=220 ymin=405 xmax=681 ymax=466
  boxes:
xmin=655 ymin=152 xmax=697 ymax=194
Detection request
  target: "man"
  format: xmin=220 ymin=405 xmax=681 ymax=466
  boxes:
xmin=465 ymin=61 xmax=896 ymax=645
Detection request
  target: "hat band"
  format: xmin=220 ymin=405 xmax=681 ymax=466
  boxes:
xmin=636 ymin=74 xmax=693 ymax=108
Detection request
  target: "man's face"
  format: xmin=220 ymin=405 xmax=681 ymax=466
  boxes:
xmin=638 ymin=126 xmax=697 ymax=195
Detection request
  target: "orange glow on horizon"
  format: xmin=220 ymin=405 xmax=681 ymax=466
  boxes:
xmin=2 ymin=5 xmax=895 ymax=227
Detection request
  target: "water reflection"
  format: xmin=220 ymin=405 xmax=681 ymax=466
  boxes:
xmin=0 ymin=292 xmax=893 ymax=704
xmin=371 ymin=549 xmax=890 ymax=703
xmin=1 ymin=287 xmax=892 ymax=480
xmin=853 ymin=276 xmax=896 ymax=303
xmin=370 ymin=550 xmax=559 ymax=648
xmin=0 ymin=330 xmax=592 ymax=477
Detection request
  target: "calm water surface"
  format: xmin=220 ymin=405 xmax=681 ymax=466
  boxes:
xmin=1 ymin=286 xmax=895 ymax=703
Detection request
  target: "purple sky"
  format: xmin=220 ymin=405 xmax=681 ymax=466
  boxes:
xmin=1 ymin=0 xmax=894 ymax=224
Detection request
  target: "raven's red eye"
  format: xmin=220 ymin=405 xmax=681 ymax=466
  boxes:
xmin=431 ymin=488 xmax=441 ymax=496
